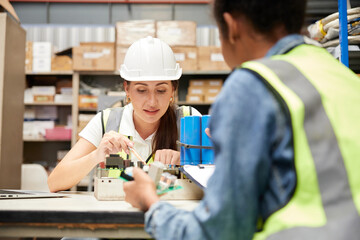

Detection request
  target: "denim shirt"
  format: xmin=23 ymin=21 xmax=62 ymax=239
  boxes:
xmin=145 ymin=34 xmax=305 ymax=240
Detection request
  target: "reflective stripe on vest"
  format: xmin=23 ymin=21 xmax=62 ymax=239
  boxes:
xmin=102 ymin=105 xmax=192 ymax=164
xmin=242 ymin=44 xmax=360 ymax=239
xmin=102 ymin=107 xmax=131 ymax=160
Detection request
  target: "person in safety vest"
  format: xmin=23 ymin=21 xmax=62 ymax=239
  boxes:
xmin=48 ymin=37 xmax=201 ymax=193
xmin=123 ymin=0 xmax=360 ymax=239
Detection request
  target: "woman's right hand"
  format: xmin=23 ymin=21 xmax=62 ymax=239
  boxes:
xmin=93 ymin=130 xmax=134 ymax=164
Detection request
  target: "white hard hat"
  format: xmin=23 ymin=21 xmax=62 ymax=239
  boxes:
xmin=120 ymin=36 xmax=182 ymax=81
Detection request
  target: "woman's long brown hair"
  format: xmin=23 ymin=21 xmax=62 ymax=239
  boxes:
xmin=125 ymin=80 xmax=179 ymax=154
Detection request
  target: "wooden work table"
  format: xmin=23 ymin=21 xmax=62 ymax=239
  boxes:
xmin=0 ymin=191 xmax=199 ymax=238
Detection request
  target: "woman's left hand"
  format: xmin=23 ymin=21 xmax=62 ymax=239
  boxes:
xmin=154 ymin=149 xmax=180 ymax=165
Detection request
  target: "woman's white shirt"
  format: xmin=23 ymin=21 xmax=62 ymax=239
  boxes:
xmin=79 ymin=103 xmax=201 ymax=162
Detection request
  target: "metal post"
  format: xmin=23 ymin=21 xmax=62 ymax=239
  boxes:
xmin=338 ymin=0 xmax=349 ymax=67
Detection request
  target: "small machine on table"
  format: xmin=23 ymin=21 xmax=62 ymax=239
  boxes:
xmin=94 ymin=154 xmax=203 ymax=201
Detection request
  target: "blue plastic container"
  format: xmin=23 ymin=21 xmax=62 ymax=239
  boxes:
xmin=201 ymin=115 xmax=214 ymax=164
xmin=184 ymin=116 xmax=201 ymax=165
xmin=180 ymin=117 xmax=185 ymax=165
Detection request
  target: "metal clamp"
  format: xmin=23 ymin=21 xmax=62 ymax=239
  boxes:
xmin=176 ymin=140 xmax=213 ymax=150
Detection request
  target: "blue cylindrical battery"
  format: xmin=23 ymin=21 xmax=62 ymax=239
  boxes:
xmin=180 ymin=117 xmax=185 ymax=165
xmin=201 ymin=115 xmax=214 ymax=164
xmin=184 ymin=116 xmax=201 ymax=165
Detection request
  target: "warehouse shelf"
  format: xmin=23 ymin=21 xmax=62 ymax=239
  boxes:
xmin=79 ymin=107 xmax=98 ymax=112
xmin=25 ymin=102 xmax=72 ymax=106
xmin=177 ymin=101 xmax=212 ymax=106
xmin=183 ymin=70 xmax=230 ymax=75
xmin=75 ymin=70 xmax=230 ymax=76
xmin=10 ymin=0 xmax=211 ymax=3
xmin=26 ymin=71 xmax=73 ymax=76
xmin=23 ymin=138 xmax=71 ymax=142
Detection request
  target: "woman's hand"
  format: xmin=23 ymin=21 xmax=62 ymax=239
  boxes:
xmin=205 ymin=127 xmax=211 ymax=138
xmin=93 ymin=130 xmax=134 ymax=164
xmin=154 ymin=149 xmax=180 ymax=165
xmin=123 ymin=167 xmax=159 ymax=212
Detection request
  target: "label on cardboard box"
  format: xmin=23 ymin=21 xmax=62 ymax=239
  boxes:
xmin=103 ymin=49 xmax=111 ymax=55
xmin=32 ymin=86 xmax=56 ymax=95
xmin=174 ymin=53 xmax=186 ymax=62
xmin=33 ymin=42 xmax=52 ymax=58
xmin=207 ymin=88 xmax=221 ymax=94
xmin=84 ymin=52 xmax=103 ymax=59
xmin=188 ymin=87 xmax=206 ymax=95
xmin=208 ymin=80 xmax=223 ymax=87
xmin=186 ymin=94 xmax=203 ymax=103
xmin=188 ymin=52 xmax=197 ymax=59
xmin=205 ymin=94 xmax=218 ymax=103
xmin=189 ymin=80 xmax=206 ymax=87
xmin=167 ymin=28 xmax=182 ymax=36
xmin=33 ymin=57 xmax=51 ymax=72
xmin=210 ymin=53 xmax=225 ymax=62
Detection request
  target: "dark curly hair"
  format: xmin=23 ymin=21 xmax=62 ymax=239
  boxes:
xmin=213 ymin=0 xmax=307 ymax=38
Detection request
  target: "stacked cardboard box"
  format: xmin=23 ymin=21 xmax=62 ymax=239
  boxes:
xmin=157 ymin=21 xmax=197 ymax=72
xmin=172 ymin=46 xmax=197 ymax=71
xmin=32 ymin=42 xmax=52 ymax=72
xmin=197 ymin=46 xmax=230 ymax=71
xmin=32 ymin=86 xmax=56 ymax=103
xmin=186 ymin=79 xmax=223 ymax=103
xmin=78 ymin=95 xmax=98 ymax=109
xmin=156 ymin=21 xmax=197 ymax=47
xmin=25 ymin=41 xmax=32 ymax=72
xmin=52 ymin=55 xmax=72 ymax=71
xmin=73 ymin=42 xmax=115 ymax=71
xmin=77 ymin=114 xmax=96 ymax=140
xmin=115 ymin=20 xmax=156 ymax=71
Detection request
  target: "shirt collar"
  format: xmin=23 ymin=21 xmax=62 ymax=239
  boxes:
xmin=119 ymin=103 xmax=155 ymax=142
xmin=265 ymin=34 xmax=305 ymax=57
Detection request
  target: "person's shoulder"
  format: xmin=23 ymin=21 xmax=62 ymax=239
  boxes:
xmin=222 ymin=67 xmax=270 ymax=97
xmin=175 ymin=105 xmax=202 ymax=117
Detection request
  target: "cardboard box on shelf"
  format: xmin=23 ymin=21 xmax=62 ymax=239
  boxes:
xmin=116 ymin=46 xmax=128 ymax=72
xmin=51 ymin=55 xmax=72 ymax=71
xmin=55 ymin=80 xmax=72 ymax=94
xmin=77 ymin=113 xmax=96 ymax=140
xmin=206 ymin=86 xmax=222 ymax=95
xmin=25 ymin=41 xmax=33 ymax=72
xmin=116 ymin=20 xmax=156 ymax=46
xmin=198 ymin=46 xmax=231 ymax=71
xmin=189 ymin=79 xmax=207 ymax=87
xmin=32 ymin=42 xmax=52 ymax=58
xmin=78 ymin=95 xmax=98 ymax=109
xmin=32 ymin=57 xmax=51 ymax=72
xmin=207 ymin=79 xmax=223 ymax=87
xmin=172 ymin=46 xmax=197 ymax=71
xmin=34 ymin=106 xmax=57 ymax=120
xmin=25 ymin=57 xmax=33 ymax=73
xmin=189 ymin=79 xmax=223 ymax=87
xmin=32 ymin=86 xmax=55 ymax=103
xmin=23 ymin=121 xmax=55 ymax=140
xmin=73 ymin=42 xmax=115 ymax=71
xmin=204 ymin=94 xmax=218 ymax=103
xmin=54 ymin=94 xmax=72 ymax=104
xmin=186 ymin=94 xmax=204 ymax=103
xmin=156 ymin=21 xmax=197 ymax=47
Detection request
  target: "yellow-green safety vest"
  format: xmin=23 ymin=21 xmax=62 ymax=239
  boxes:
xmin=241 ymin=43 xmax=360 ymax=239
xmin=101 ymin=105 xmax=192 ymax=164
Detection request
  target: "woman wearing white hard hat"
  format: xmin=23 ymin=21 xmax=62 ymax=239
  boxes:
xmin=48 ymin=37 xmax=201 ymax=193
